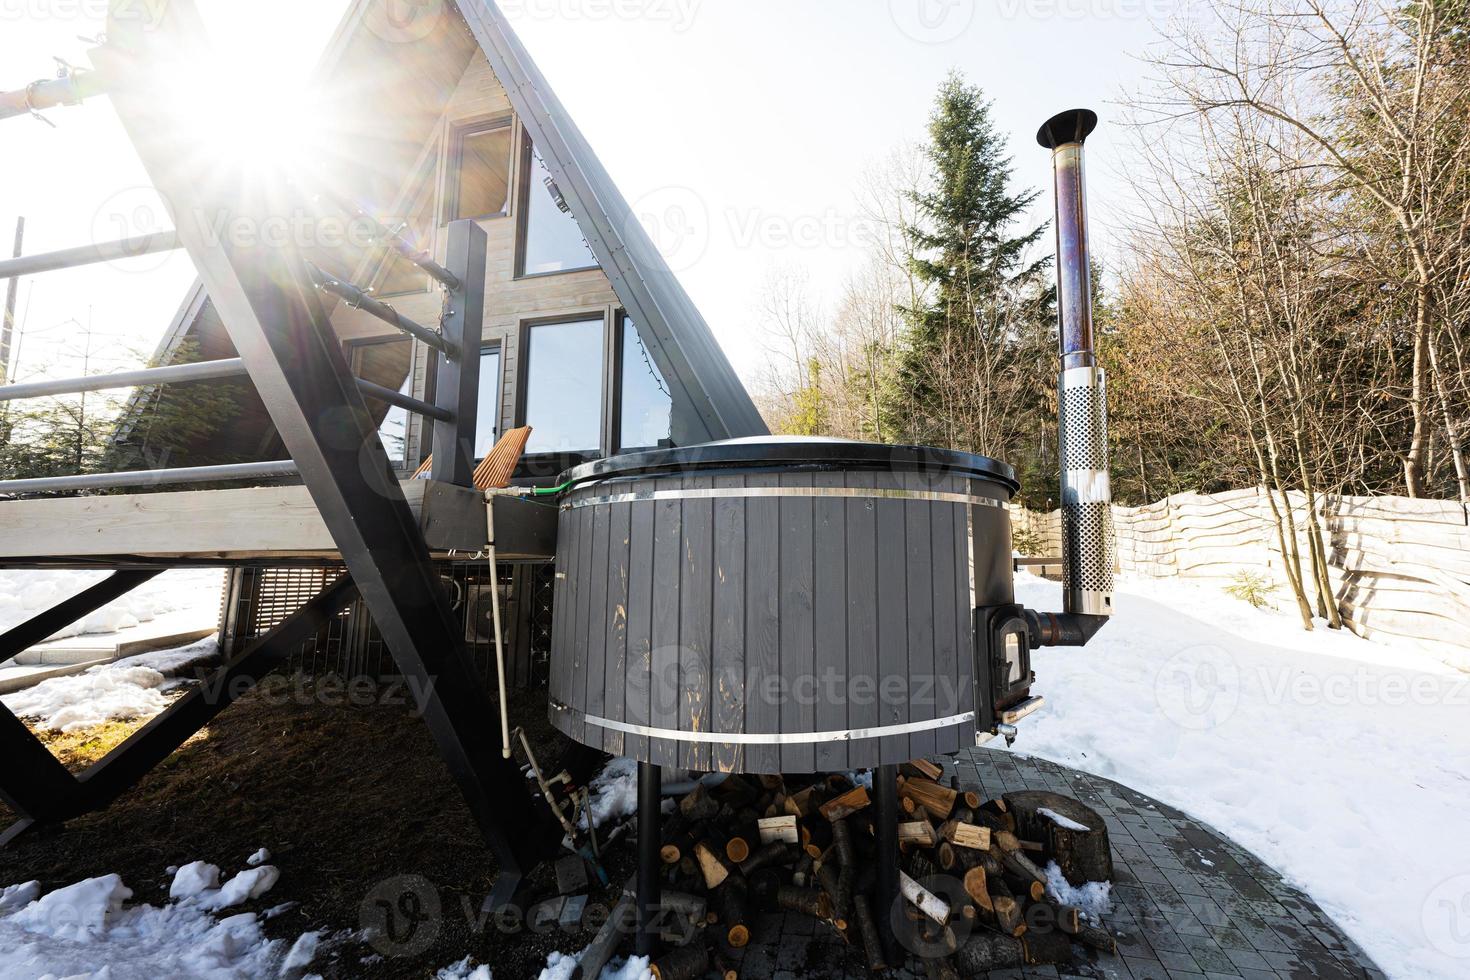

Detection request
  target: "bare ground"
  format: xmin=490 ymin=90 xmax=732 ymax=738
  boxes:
xmin=0 ymin=678 xmax=632 ymax=979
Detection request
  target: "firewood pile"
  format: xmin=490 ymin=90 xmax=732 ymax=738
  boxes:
xmin=644 ymin=760 xmax=1119 ymax=979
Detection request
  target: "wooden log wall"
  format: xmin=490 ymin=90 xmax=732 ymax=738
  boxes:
xmin=1016 ymin=488 xmax=1470 ymax=666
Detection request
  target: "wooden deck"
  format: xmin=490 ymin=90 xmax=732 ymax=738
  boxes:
xmin=0 ymin=481 xmax=557 ymax=567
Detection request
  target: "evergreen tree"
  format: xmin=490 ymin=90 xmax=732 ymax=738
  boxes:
xmin=884 ymin=72 xmax=1053 ymax=467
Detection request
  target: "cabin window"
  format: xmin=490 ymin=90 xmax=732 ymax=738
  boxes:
xmin=618 ymin=317 xmax=673 ymax=451
xmin=519 ymin=145 xmax=597 ymax=276
xmin=475 ymin=346 xmax=503 ymax=459
xmin=523 ymin=318 xmax=604 ymax=455
xmin=448 ymin=121 xmax=513 ymax=222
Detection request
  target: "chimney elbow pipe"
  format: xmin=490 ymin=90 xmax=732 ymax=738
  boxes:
xmin=1029 ymin=109 xmax=1114 ymax=643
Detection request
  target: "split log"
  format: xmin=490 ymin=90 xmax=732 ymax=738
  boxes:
xmin=757 ymin=814 xmax=799 ymax=845
xmin=739 ymin=840 xmax=796 ymax=875
xmin=992 ymin=832 xmax=1047 ymax=885
xmin=923 ymin=955 xmax=962 ymax=980
xmin=992 ymin=896 xmax=1025 ymax=937
xmin=898 ymin=820 xmax=938 ymax=848
xmin=908 ymin=853 xmax=940 ymax=882
xmin=954 ymin=931 xmax=1024 ymax=975
xmin=659 ymin=890 xmax=708 ymax=923
xmin=826 ymin=773 xmax=854 ymax=794
xmin=712 ymin=877 xmax=751 ymax=948
xmin=1002 ymin=789 xmax=1113 ymax=887
xmin=711 ymin=950 xmax=739 ymax=980
xmin=776 ymin=885 xmax=832 ymax=919
xmin=936 ymin=842 xmax=958 ymax=872
xmin=853 ymin=894 xmax=887 ymax=972
xmin=961 ymin=868 xmax=993 ymax=916
xmin=899 ymin=870 xmax=951 ymax=925
xmin=830 ymin=818 xmax=857 ymax=865
xmin=1075 ymin=922 xmax=1117 ymax=954
xmin=978 ymin=798 xmax=1015 ymax=833
xmin=819 ymin=785 xmax=871 ymax=821
xmin=900 ymin=778 xmax=957 ymax=820
xmin=942 ymin=822 xmax=991 ymax=851
xmin=1021 ymin=929 xmax=1074 ymax=967
xmin=650 ymin=942 xmax=708 ymax=980
xmin=757 ymin=774 xmax=786 ymax=792
xmin=901 ymin=758 xmax=944 ymax=781
xmin=791 ymin=853 xmax=815 ymax=888
xmin=785 ymin=785 xmax=824 ymax=818
xmin=660 ymin=815 xmax=698 ymax=865
xmin=679 ymin=783 xmax=720 ymax=821
xmin=694 ymin=841 xmax=732 ymax=890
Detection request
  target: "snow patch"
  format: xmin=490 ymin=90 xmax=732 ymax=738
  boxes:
xmin=196 ymin=867 xmax=280 ymax=912
xmin=246 ymin=848 xmax=271 ymax=868
xmin=581 ymin=756 xmax=639 ymax=829
xmin=598 ymin=955 xmax=653 ymax=980
xmin=539 ymin=951 xmax=578 ymax=980
xmin=1009 ymin=571 xmax=1470 ymax=978
xmin=170 ymin=862 xmax=221 ymax=901
xmin=1042 ymin=862 xmax=1111 ymax=922
xmin=436 ymin=955 xmax=493 ymax=979
xmin=1037 ymin=806 xmax=1090 ymax=832
xmin=0 ymin=870 xmax=315 ymax=979
xmin=0 ymin=568 xmax=223 ymax=641
xmin=1 ymin=635 xmax=221 ymax=733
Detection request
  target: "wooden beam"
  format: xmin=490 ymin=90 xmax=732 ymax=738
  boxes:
xmin=0 ymin=481 xmax=556 ymax=562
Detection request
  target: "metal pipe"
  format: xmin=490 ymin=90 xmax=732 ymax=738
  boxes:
xmin=2 ymin=217 xmax=22 ymax=384
xmin=0 ymin=230 xmax=181 ymax=279
xmin=314 ymin=189 xmax=461 ymax=292
xmin=354 ymin=377 xmax=453 ymax=423
xmin=0 ymin=460 xmax=299 ymax=496
xmin=636 ymin=761 xmax=661 ymax=959
xmin=309 ymin=265 xmax=458 ymax=360
xmin=1038 ymin=109 xmax=1114 ymax=622
xmin=0 ymin=69 xmax=106 ymax=122
xmin=0 ymin=358 xmax=247 ymax=401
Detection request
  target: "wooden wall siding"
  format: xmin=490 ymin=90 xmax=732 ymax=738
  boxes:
xmin=1016 ymin=489 xmax=1470 ymax=667
xmin=549 ymin=471 xmax=1011 ymax=774
xmin=331 ymin=49 xmax=620 ymax=459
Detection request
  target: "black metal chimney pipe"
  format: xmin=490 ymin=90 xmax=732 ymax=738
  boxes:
xmin=1028 ymin=109 xmax=1113 ymax=645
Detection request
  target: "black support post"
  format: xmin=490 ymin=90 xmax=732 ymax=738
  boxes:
xmin=0 ymin=569 xmax=160 ymax=666
xmin=97 ymin=1 xmax=550 ymax=891
xmin=0 ymin=704 xmax=77 ymax=824
xmin=873 ymin=763 xmax=901 ymax=966
xmin=432 ymin=219 xmax=487 ymax=487
xmin=636 ymin=761 xmax=662 ymax=959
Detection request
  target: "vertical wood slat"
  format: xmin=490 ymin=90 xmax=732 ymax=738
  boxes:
xmin=604 ymin=495 xmax=631 ymax=757
xmin=905 ymin=485 xmax=936 ymax=761
xmin=585 ymin=503 xmax=611 ymax=753
xmin=649 ymin=491 xmax=682 ymax=768
xmin=931 ymin=499 xmax=959 ymax=756
xmin=679 ymin=476 xmax=713 ymax=772
xmin=955 ymin=494 xmax=977 ymax=748
xmin=624 ymin=481 xmax=655 ymax=761
xmin=744 ymin=472 xmax=781 ymax=773
xmin=875 ymin=471 xmax=910 ymax=764
xmin=710 ymin=473 xmax=746 ymax=772
xmin=779 ymin=472 xmax=816 ymax=774
xmin=812 ymin=470 xmax=849 ymax=773
xmin=845 ymin=470 xmax=879 ymax=770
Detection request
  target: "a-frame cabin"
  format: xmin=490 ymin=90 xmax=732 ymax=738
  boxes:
xmin=0 ymin=0 xmax=764 ymax=902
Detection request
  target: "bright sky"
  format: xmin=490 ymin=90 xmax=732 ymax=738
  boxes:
xmin=0 ymin=0 xmax=1173 ymax=386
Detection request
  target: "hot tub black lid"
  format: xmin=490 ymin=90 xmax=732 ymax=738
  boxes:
xmin=559 ymin=436 xmax=1019 ymax=492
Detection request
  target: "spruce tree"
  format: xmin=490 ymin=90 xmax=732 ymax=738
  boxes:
xmin=885 ymin=73 xmax=1053 ymax=462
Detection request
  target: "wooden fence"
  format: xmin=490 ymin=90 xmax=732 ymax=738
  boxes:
xmin=1013 ymin=488 xmax=1470 ymax=667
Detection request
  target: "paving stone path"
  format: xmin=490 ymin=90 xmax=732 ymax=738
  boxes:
xmin=726 ymin=747 xmax=1383 ymax=980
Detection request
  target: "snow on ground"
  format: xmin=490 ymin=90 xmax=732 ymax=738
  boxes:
xmin=0 ymin=857 xmax=317 ymax=979
xmin=1 ymin=634 xmax=221 ymax=732
xmin=1008 ymin=571 xmax=1470 ymax=979
xmin=0 ymin=567 xmax=224 ymax=641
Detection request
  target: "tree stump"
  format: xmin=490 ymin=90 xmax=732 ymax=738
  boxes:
xmin=1002 ymin=790 xmax=1112 ymax=887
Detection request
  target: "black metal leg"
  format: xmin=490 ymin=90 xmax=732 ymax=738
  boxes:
xmin=0 ymin=703 xmax=77 ymax=823
xmin=0 ymin=569 xmax=161 ymax=666
xmin=636 ymin=761 xmax=662 ymax=958
xmin=873 ymin=763 xmax=901 ymax=965
xmin=70 ymin=574 xmax=358 ymax=816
